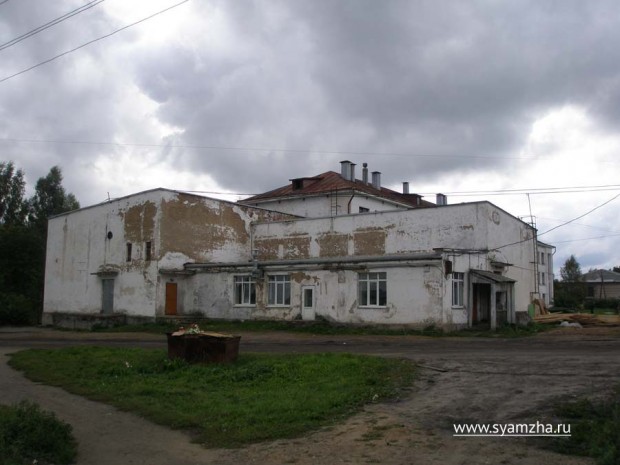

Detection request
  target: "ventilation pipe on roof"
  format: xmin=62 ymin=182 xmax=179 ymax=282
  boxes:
xmin=349 ymin=163 xmax=356 ymax=182
xmin=340 ymin=160 xmax=351 ymax=180
xmin=436 ymin=193 xmax=447 ymax=206
xmin=362 ymin=163 xmax=369 ymax=184
xmin=402 ymin=182 xmax=409 ymax=194
xmin=371 ymin=171 xmax=381 ymax=190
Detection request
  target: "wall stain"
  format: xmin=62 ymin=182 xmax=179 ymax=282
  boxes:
xmin=353 ymin=229 xmax=386 ymax=255
xmin=317 ymin=233 xmax=349 ymax=257
xmin=122 ymin=201 xmax=156 ymax=243
xmin=255 ymin=236 xmax=310 ymax=260
xmin=160 ymin=195 xmax=248 ymax=259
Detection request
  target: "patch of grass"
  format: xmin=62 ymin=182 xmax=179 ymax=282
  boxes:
xmin=0 ymin=400 xmax=77 ymax=465
xmin=456 ymin=322 xmax=552 ymax=338
xmin=93 ymin=319 xmax=548 ymax=338
xmin=548 ymin=389 xmax=620 ymax=465
xmin=9 ymin=348 xmax=415 ymax=448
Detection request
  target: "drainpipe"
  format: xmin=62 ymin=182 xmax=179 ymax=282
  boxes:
xmin=347 ymin=193 xmax=355 ymax=214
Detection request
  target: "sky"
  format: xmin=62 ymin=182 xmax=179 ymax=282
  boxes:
xmin=1 ymin=0 xmax=620 ymax=274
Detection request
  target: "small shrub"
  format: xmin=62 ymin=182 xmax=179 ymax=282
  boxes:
xmin=0 ymin=400 xmax=77 ymax=464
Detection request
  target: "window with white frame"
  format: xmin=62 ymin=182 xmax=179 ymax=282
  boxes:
xmin=268 ymin=275 xmax=290 ymax=306
xmin=234 ymin=275 xmax=256 ymax=305
xmin=452 ymin=272 xmax=465 ymax=307
xmin=358 ymin=272 xmax=387 ymax=307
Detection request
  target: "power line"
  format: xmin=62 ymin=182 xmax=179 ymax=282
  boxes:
xmin=538 ymin=192 xmax=620 ymax=237
xmin=3 ymin=136 xmax=620 ymax=166
xmin=421 ymin=185 xmax=620 ymax=197
xmin=0 ymin=0 xmax=190 ymax=84
xmin=0 ymin=0 xmax=105 ymax=53
xmin=492 ymin=191 xmax=620 ymax=250
xmin=552 ymin=233 xmax=620 ymax=245
xmin=0 ymin=0 xmax=11 ymax=6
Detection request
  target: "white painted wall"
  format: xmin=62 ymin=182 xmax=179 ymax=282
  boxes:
xmin=44 ymin=189 xmax=292 ymax=321
xmin=243 ymin=192 xmax=409 ymax=218
xmin=252 ymin=202 xmax=538 ymax=321
xmin=44 ymin=189 xmax=168 ymax=318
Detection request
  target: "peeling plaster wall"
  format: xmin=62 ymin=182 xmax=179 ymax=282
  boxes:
xmin=44 ymin=189 xmax=295 ymax=322
xmin=253 ymin=202 xmax=538 ymax=315
xmin=44 ymin=190 xmax=167 ymax=318
xmin=183 ymin=264 xmax=447 ymax=326
xmin=159 ymin=193 xmax=291 ymax=268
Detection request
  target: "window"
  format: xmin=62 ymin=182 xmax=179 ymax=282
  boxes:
xmin=126 ymin=243 xmax=132 ymax=262
xmin=234 ymin=276 xmax=256 ymax=305
xmin=359 ymin=206 xmax=370 ymax=213
xmin=540 ymin=252 xmax=545 ymax=265
xmin=268 ymin=275 xmax=290 ymax=306
xmin=452 ymin=272 xmax=465 ymax=307
xmin=145 ymin=241 xmax=152 ymax=261
xmin=541 ymin=272 xmax=546 ymax=286
xmin=358 ymin=272 xmax=387 ymax=307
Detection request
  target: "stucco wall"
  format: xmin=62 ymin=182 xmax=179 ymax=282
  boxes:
xmin=252 ymin=202 xmax=537 ymax=314
xmin=44 ymin=190 xmax=167 ymax=317
xmin=44 ymin=189 xmax=294 ymax=320
xmin=183 ymin=263 xmax=455 ymax=327
xmin=243 ymin=193 xmax=409 ymax=218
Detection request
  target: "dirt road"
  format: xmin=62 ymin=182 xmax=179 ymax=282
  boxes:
xmin=2 ymin=326 xmax=617 ymax=464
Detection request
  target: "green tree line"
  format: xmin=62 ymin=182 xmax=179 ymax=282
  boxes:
xmin=0 ymin=161 xmax=79 ymax=325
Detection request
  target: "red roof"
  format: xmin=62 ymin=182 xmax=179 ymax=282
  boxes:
xmin=243 ymin=171 xmax=434 ymax=208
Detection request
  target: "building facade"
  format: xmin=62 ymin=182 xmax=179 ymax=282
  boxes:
xmin=43 ymin=164 xmax=552 ymax=330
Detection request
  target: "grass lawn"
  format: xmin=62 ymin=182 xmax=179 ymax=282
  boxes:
xmin=9 ymin=348 xmax=415 ymax=448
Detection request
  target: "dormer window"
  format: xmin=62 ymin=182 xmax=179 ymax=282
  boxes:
xmin=292 ymin=179 xmax=304 ymax=190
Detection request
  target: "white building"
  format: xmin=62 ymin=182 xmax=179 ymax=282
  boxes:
xmin=43 ymin=163 xmax=552 ymax=330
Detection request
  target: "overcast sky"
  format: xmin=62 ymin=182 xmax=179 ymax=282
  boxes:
xmin=2 ymin=0 xmax=620 ymax=273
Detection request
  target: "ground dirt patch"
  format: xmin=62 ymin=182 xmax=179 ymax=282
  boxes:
xmin=2 ymin=326 xmax=618 ymax=464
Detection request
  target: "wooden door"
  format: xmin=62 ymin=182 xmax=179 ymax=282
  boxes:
xmin=165 ymin=282 xmax=178 ymax=315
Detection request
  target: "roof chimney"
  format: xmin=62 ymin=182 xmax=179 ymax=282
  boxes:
xmin=340 ymin=160 xmax=351 ymax=180
xmin=362 ymin=163 xmax=369 ymax=184
xmin=371 ymin=171 xmax=381 ymax=190
xmin=436 ymin=193 xmax=447 ymax=206
xmin=402 ymin=182 xmax=409 ymax=194
xmin=349 ymin=163 xmax=356 ymax=182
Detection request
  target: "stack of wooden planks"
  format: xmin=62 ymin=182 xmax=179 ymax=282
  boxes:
xmin=534 ymin=312 xmax=620 ymax=326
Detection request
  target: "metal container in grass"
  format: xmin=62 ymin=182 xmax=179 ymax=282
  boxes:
xmin=166 ymin=324 xmax=240 ymax=363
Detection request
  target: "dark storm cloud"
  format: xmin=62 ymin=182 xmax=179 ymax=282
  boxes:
xmin=121 ymin=0 xmax=620 ymax=193
xmin=3 ymin=0 xmax=620 ymax=200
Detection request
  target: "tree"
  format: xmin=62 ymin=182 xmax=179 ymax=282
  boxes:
xmin=560 ymin=255 xmax=582 ymax=282
xmin=0 ymin=161 xmax=28 ymax=226
xmin=555 ymin=255 xmax=585 ymax=309
xmin=28 ymin=166 xmax=80 ymax=235
xmin=0 ymin=164 xmax=80 ymax=325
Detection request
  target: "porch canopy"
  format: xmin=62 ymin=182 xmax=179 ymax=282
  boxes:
xmin=470 ymin=269 xmax=516 ymax=330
